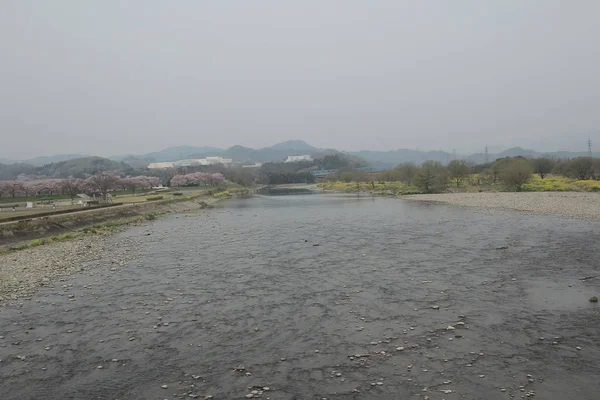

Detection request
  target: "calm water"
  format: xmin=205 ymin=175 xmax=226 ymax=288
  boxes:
xmin=1 ymin=194 xmax=599 ymax=399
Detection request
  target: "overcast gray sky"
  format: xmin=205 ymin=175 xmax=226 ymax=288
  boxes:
xmin=2 ymin=1 xmax=599 ymax=159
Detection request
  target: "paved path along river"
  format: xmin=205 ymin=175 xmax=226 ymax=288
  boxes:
xmin=1 ymin=194 xmax=599 ymax=399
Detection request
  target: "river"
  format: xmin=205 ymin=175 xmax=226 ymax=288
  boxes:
xmin=1 ymin=194 xmax=599 ymax=399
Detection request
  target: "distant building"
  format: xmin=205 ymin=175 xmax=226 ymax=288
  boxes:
xmin=147 ymin=162 xmax=176 ymax=169
xmin=285 ymin=155 xmax=312 ymax=163
xmin=147 ymin=157 xmax=233 ymax=169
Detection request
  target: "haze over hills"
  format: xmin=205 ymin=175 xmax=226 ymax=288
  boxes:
xmin=1 ymin=141 xmax=598 ymax=172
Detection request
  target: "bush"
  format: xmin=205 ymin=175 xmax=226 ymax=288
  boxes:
xmin=213 ymin=190 xmax=231 ymax=198
xmin=499 ymin=159 xmax=532 ymax=191
xmin=590 ymin=296 xmax=599 ymax=303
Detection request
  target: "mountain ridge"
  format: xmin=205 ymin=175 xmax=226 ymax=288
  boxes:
xmin=2 ymin=141 xmax=598 ymax=168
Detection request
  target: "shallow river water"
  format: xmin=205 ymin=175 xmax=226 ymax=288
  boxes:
xmin=1 ymin=194 xmax=599 ymax=399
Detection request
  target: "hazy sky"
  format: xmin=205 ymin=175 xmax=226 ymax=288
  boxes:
xmin=2 ymin=1 xmax=600 ymax=159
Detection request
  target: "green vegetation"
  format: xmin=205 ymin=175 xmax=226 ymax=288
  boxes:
xmin=318 ymin=181 xmax=421 ymax=195
xmin=319 ymin=155 xmax=600 ymax=197
xmin=498 ymin=159 xmax=533 ymax=191
xmin=590 ymin=296 xmax=599 ymax=303
xmin=212 ymin=190 xmax=231 ymax=198
xmin=0 ymin=193 xmax=71 ymax=204
xmin=146 ymin=195 xmax=164 ymax=201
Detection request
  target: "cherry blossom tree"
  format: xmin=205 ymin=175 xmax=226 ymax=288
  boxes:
xmin=170 ymin=174 xmax=189 ymax=187
xmin=86 ymin=172 xmax=119 ymax=200
xmin=62 ymin=178 xmax=84 ymax=202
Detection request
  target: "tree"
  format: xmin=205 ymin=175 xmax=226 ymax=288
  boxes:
xmin=396 ymin=162 xmax=417 ymax=184
xmin=170 ymin=174 xmax=189 ymax=187
xmin=413 ymin=161 xmax=448 ymax=193
xmin=567 ymin=157 xmax=594 ymax=180
xmin=593 ymin=158 xmax=600 ymax=180
xmin=531 ymin=158 xmax=556 ymax=179
xmin=62 ymin=178 xmax=84 ymax=202
xmin=86 ymin=172 xmax=118 ymax=200
xmin=447 ymin=160 xmax=470 ymax=188
xmin=499 ymin=159 xmax=532 ymax=191
xmin=378 ymin=169 xmax=402 ymax=182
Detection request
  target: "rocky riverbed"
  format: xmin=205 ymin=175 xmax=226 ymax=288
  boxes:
xmin=405 ymin=191 xmax=600 ymax=221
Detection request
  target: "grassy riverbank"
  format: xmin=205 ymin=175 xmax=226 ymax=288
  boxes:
xmin=0 ymin=190 xmax=237 ymax=250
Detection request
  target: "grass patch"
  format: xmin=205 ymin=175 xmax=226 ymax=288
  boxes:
xmin=318 ymin=181 xmax=422 ymax=195
xmin=146 ymin=195 xmax=164 ymax=201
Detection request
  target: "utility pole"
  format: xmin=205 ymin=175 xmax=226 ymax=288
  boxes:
xmin=453 ymin=148 xmax=456 ymax=161
xmin=484 ymin=146 xmax=489 ymax=164
xmin=588 ymin=138 xmax=592 ymax=157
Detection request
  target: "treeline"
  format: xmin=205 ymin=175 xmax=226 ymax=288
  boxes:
xmin=0 ymin=173 xmax=161 ymax=200
xmin=327 ymin=156 xmax=600 ymax=193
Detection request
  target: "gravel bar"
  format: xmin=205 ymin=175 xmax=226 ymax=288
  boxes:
xmin=0 ymin=235 xmax=139 ymax=304
xmin=404 ymin=191 xmax=600 ymax=221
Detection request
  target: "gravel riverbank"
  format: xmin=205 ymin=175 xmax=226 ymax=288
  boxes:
xmin=404 ymin=192 xmax=600 ymax=221
xmin=0 ymin=234 xmax=141 ymax=305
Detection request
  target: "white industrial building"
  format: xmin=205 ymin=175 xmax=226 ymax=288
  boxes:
xmin=148 ymin=156 xmax=233 ymax=169
xmin=284 ymin=155 xmax=312 ymax=163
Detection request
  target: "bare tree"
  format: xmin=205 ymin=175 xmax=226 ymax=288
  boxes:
xmin=566 ymin=157 xmax=594 ymax=180
xmin=414 ymin=161 xmax=448 ymax=193
xmin=61 ymin=178 xmax=84 ymax=203
xmin=396 ymin=162 xmax=418 ymax=184
xmin=531 ymin=157 xmax=556 ymax=179
xmin=499 ymin=159 xmax=532 ymax=191
xmin=447 ymin=160 xmax=470 ymax=188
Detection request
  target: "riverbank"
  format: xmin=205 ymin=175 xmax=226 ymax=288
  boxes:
xmin=404 ymin=191 xmax=600 ymax=221
xmin=0 ymin=195 xmax=228 ymax=304
xmin=0 ymin=194 xmax=224 ymax=247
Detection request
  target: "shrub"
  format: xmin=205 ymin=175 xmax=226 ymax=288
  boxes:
xmin=590 ymin=296 xmax=599 ymax=303
xmin=499 ymin=159 xmax=532 ymax=191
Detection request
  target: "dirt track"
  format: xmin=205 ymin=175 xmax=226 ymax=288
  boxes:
xmin=1 ymin=195 xmax=599 ymax=399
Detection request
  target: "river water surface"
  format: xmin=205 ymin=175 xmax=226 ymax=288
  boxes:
xmin=1 ymin=194 xmax=599 ymax=399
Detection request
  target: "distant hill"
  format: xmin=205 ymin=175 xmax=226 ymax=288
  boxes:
xmin=0 ymin=162 xmax=36 ymax=180
xmin=464 ymin=147 xmax=600 ymax=164
xmin=0 ymin=154 xmax=87 ymax=166
xmin=127 ymin=146 xmax=224 ymax=162
xmin=268 ymin=140 xmax=317 ymax=152
xmin=4 ymin=140 xmax=599 ymax=174
xmin=187 ymin=140 xmax=336 ymax=164
xmin=117 ymin=156 xmax=157 ymax=169
xmin=351 ymin=149 xmax=454 ymax=168
xmin=34 ymin=157 xmax=133 ymax=178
